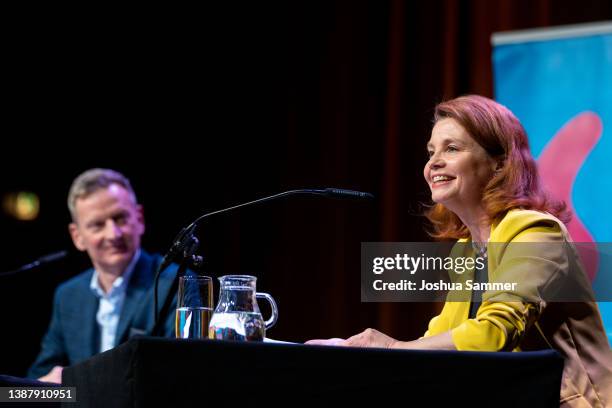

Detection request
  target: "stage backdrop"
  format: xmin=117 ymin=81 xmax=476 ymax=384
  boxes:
xmin=492 ymin=22 xmax=612 ymax=343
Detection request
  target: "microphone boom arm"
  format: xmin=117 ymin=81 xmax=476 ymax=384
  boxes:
xmin=151 ymin=188 xmax=373 ymax=333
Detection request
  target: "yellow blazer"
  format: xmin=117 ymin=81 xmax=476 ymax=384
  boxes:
xmin=424 ymin=209 xmax=612 ymax=407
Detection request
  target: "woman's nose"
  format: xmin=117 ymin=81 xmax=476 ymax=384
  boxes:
xmin=428 ymin=155 xmax=445 ymax=170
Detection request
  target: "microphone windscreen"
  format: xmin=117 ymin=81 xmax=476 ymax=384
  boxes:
xmin=37 ymin=250 xmax=69 ymax=264
xmin=324 ymin=188 xmax=374 ymax=199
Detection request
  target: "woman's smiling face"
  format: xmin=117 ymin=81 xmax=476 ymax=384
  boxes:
xmin=424 ymin=118 xmax=498 ymax=212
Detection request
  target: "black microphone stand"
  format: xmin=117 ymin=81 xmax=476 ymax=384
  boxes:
xmin=0 ymin=250 xmax=68 ymax=277
xmin=150 ymin=188 xmax=373 ymax=336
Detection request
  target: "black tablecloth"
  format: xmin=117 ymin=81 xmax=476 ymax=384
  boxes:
xmin=61 ymin=337 xmax=563 ymax=407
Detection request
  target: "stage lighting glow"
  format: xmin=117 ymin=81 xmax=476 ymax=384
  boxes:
xmin=2 ymin=191 xmax=40 ymax=220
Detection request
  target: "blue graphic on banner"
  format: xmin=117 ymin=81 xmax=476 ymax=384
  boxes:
xmin=493 ymin=30 xmax=612 ymax=342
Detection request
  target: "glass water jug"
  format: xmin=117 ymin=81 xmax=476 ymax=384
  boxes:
xmin=209 ymin=275 xmax=278 ymax=341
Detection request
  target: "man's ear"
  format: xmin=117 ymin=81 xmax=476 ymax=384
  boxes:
xmin=136 ymin=204 xmax=145 ymax=235
xmin=68 ymin=223 xmax=87 ymax=251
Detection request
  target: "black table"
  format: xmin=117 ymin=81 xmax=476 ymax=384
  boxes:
xmin=61 ymin=337 xmax=563 ymax=407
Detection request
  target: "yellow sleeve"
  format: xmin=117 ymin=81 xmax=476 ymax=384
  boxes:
xmin=451 ymin=301 xmax=538 ymax=351
xmin=423 ymin=315 xmax=440 ymax=338
xmin=451 ymin=212 xmax=571 ymax=351
xmin=423 ymin=302 xmax=453 ymax=338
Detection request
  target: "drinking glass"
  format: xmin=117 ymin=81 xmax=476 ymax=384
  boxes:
xmin=175 ymin=275 xmax=213 ymax=339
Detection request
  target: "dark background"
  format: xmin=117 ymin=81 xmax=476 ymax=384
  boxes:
xmin=1 ymin=1 xmax=611 ymax=376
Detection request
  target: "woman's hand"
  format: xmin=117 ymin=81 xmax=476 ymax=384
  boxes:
xmin=306 ymin=328 xmax=399 ymax=349
xmin=345 ymin=328 xmax=399 ymax=348
xmin=305 ymin=338 xmax=347 ymax=346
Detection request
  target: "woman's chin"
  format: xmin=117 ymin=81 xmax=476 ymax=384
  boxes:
xmin=432 ymin=194 xmax=452 ymax=205
xmin=431 ymin=195 xmax=462 ymax=211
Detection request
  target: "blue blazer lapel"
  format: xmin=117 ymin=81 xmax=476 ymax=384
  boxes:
xmin=80 ymin=289 xmax=99 ymax=359
xmin=66 ymin=270 xmax=99 ymax=362
xmin=115 ymin=252 xmax=154 ymax=344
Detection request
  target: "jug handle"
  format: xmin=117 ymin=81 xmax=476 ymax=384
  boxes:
xmin=256 ymin=292 xmax=278 ymax=329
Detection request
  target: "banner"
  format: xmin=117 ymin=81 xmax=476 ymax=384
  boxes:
xmin=492 ymin=22 xmax=612 ymax=342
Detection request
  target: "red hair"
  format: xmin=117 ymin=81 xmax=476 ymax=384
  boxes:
xmin=425 ymin=95 xmax=569 ymax=240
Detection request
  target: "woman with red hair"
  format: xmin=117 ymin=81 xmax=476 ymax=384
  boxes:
xmin=309 ymin=95 xmax=612 ymax=406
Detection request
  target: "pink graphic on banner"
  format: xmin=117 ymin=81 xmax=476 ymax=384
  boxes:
xmin=537 ymin=112 xmax=602 ymax=281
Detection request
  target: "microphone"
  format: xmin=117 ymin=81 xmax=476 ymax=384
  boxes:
xmin=0 ymin=250 xmax=69 ymax=277
xmin=156 ymin=188 xmax=373 ymax=277
xmin=319 ymin=188 xmax=375 ymax=199
xmin=151 ymin=188 xmax=373 ymax=333
xmin=37 ymin=251 xmax=69 ymax=264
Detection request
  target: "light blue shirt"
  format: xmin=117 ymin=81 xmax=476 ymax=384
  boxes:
xmin=89 ymin=250 xmax=140 ymax=353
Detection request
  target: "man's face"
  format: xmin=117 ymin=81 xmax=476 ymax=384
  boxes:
xmin=69 ymin=184 xmax=144 ymax=275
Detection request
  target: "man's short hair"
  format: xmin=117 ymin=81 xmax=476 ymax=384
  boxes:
xmin=68 ymin=168 xmax=137 ymax=221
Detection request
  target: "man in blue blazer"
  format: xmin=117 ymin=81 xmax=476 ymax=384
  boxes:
xmin=28 ymin=169 xmax=178 ymax=382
